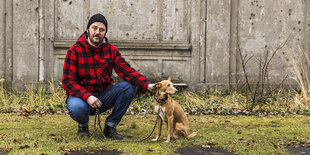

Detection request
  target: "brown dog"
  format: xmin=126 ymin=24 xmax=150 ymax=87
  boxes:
xmin=152 ymin=77 xmax=197 ymax=142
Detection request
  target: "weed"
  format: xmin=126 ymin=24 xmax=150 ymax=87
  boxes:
xmin=0 ymin=79 xmax=309 ymax=116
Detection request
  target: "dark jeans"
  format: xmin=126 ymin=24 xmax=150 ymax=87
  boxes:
xmin=67 ymin=81 xmax=137 ymax=128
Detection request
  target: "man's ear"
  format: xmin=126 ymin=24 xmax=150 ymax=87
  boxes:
xmin=168 ymin=76 xmax=171 ymax=81
xmin=155 ymin=82 xmax=162 ymax=88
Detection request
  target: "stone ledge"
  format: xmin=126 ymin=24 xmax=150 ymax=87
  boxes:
xmin=54 ymin=40 xmax=192 ymax=50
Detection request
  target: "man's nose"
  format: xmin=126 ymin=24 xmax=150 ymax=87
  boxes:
xmin=95 ymin=29 xmax=100 ymax=34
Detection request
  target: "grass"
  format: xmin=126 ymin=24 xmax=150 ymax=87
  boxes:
xmin=1 ymin=113 xmax=310 ymax=154
xmin=0 ymin=80 xmax=310 ymax=154
xmin=282 ymin=46 xmax=310 ymax=107
xmin=0 ymin=79 xmax=309 ymax=115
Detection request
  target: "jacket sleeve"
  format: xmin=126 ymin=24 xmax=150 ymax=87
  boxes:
xmin=111 ymin=46 xmax=150 ymax=92
xmin=62 ymin=49 xmax=92 ymax=101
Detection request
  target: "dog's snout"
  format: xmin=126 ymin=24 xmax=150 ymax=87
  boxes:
xmin=172 ymin=85 xmax=178 ymax=92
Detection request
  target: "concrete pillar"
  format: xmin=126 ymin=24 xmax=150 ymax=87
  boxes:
xmin=305 ymin=0 xmax=310 ymax=54
xmin=12 ymin=0 xmax=39 ymax=88
xmin=190 ymin=0 xmax=202 ymax=84
xmin=229 ymin=0 xmax=240 ymax=89
xmin=5 ymin=0 xmax=13 ymax=85
xmin=0 ymin=0 xmax=5 ymax=79
xmin=44 ymin=0 xmax=55 ymax=81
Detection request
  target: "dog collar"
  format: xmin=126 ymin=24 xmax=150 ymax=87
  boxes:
xmin=155 ymin=96 xmax=168 ymax=105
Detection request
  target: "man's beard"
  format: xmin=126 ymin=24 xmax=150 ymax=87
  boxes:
xmin=87 ymin=31 xmax=104 ymax=46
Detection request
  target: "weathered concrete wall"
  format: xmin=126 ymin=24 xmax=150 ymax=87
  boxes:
xmin=1 ymin=0 xmax=310 ymax=90
xmin=53 ymin=0 xmax=194 ymax=83
xmin=238 ymin=0 xmax=305 ymax=83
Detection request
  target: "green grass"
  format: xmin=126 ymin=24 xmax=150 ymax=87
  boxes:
xmin=1 ymin=81 xmax=310 ymax=154
xmin=1 ymin=113 xmax=310 ymax=154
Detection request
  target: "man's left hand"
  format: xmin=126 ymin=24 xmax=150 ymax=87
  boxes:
xmin=147 ymin=83 xmax=156 ymax=93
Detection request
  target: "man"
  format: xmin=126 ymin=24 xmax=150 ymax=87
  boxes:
xmin=62 ymin=13 xmax=155 ymax=140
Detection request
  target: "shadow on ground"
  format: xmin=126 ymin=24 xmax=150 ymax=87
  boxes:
xmin=287 ymin=146 xmax=310 ymax=155
xmin=176 ymin=146 xmax=234 ymax=155
xmin=64 ymin=149 xmax=122 ymax=155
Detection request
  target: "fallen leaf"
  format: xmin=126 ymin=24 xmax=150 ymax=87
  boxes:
xmin=1 ymin=134 xmax=7 ymax=140
xmin=1 ymin=146 xmax=12 ymax=151
xmin=202 ymin=145 xmax=211 ymax=148
xmin=23 ymin=107 xmax=30 ymax=113
xmin=21 ymin=111 xmax=29 ymax=117
xmin=34 ymin=141 xmax=38 ymax=148
xmin=60 ymin=147 xmax=70 ymax=152
xmin=13 ymin=138 xmax=22 ymax=144
xmin=49 ymin=133 xmax=56 ymax=137
xmin=238 ymin=138 xmax=247 ymax=143
xmin=19 ymin=145 xmax=30 ymax=149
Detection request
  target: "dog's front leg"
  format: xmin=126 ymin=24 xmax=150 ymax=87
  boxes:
xmin=165 ymin=115 xmax=174 ymax=142
xmin=152 ymin=117 xmax=162 ymax=141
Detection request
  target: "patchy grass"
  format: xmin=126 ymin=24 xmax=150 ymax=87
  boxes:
xmin=1 ymin=81 xmax=310 ymax=154
xmin=1 ymin=113 xmax=310 ymax=154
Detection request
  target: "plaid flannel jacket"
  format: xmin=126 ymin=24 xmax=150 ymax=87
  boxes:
xmin=62 ymin=32 xmax=150 ymax=101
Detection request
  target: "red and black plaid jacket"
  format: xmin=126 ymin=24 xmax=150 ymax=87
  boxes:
xmin=62 ymin=32 xmax=150 ymax=101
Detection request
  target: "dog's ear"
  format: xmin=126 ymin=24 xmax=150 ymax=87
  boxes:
xmin=155 ymin=82 xmax=162 ymax=88
xmin=168 ymin=76 xmax=171 ymax=81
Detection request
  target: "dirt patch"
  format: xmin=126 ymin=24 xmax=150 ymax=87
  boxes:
xmin=287 ymin=146 xmax=310 ymax=155
xmin=64 ymin=149 xmax=122 ymax=155
xmin=176 ymin=146 xmax=234 ymax=155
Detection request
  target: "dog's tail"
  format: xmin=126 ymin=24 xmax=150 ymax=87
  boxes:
xmin=187 ymin=132 xmax=197 ymax=138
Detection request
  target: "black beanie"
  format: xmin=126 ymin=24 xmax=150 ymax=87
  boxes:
xmin=87 ymin=13 xmax=108 ymax=32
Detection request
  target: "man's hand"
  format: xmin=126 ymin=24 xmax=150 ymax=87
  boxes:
xmin=86 ymin=95 xmax=102 ymax=108
xmin=147 ymin=83 xmax=156 ymax=93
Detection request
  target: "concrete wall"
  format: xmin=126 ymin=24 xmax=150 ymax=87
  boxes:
xmin=0 ymin=0 xmax=309 ymax=90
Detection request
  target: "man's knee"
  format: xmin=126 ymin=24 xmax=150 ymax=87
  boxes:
xmin=117 ymin=81 xmax=137 ymax=95
xmin=67 ymin=96 xmax=90 ymax=116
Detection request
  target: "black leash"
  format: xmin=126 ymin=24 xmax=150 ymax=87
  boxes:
xmin=91 ymin=105 xmax=160 ymax=142
xmin=90 ymin=108 xmax=107 ymax=141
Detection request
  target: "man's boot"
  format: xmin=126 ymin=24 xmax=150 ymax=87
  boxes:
xmin=104 ymin=125 xmax=123 ymax=140
xmin=77 ymin=124 xmax=89 ymax=137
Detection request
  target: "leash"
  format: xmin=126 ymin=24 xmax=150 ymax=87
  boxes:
xmin=90 ymin=108 xmax=107 ymax=141
xmin=91 ymin=101 xmax=161 ymax=142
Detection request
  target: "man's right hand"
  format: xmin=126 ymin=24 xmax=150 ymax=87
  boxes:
xmin=86 ymin=95 xmax=102 ymax=108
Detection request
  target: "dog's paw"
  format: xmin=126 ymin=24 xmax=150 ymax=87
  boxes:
xmin=151 ymin=138 xmax=158 ymax=141
xmin=164 ymin=140 xmax=170 ymax=143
